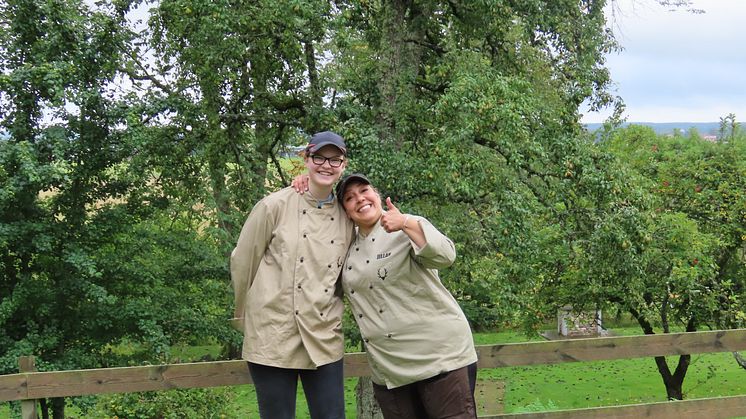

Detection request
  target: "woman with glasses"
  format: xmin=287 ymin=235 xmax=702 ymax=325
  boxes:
xmin=230 ymin=131 xmax=353 ymax=419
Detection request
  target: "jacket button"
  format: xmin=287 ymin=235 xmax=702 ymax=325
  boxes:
xmin=358 ymin=314 xmax=363 ymax=318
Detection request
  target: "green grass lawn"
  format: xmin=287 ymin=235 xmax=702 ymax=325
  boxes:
xmin=481 ymin=350 xmax=746 ymax=411
xmin=474 ymin=328 xmax=746 ymax=412
xmin=3 ymin=328 xmax=746 ymax=418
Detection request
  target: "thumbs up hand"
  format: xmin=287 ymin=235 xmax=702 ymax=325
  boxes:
xmin=381 ymin=197 xmax=408 ymax=233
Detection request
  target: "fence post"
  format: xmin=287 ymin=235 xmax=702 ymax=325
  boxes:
xmin=18 ymin=356 xmax=38 ymax=419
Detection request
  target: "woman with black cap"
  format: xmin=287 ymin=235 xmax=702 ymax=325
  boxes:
xmin=335 ymin=173 xmax=478 ymax=419
xmin=294 ymin=172 xmax=478 ymax=418
xmin=231 ymin=131 xmax=353 ymax=419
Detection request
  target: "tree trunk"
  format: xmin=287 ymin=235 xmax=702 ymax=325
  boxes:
xmin=734 ymin=352 xmax=746 ymax=370
xmin=356 ymin=376 xmax=384 ymax=419
xmin=376 ymin=0 xmax=428 ymax=148
xmin=41 ymin=398 xmax=50 ymax=419
xmin=303 ymin=37 xmax=325 ymax=134
xmin=653 ymin=354 xmax=690 ymax=400
xmin=51 ymin=397 xmax=65 ymax=419
xmin=631 ymin=310 xmax=693 ymax=401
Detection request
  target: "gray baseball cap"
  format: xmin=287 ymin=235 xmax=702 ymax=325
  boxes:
xmin=306 ymin=131 xmax=347 ymax=155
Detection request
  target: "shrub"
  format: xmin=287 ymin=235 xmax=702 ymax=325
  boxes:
xmin=93 ymin=388 xmax=236 ymax=419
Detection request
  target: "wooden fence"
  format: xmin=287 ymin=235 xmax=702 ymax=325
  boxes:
xmin=2 ymin=329 xmax=746 ymax=418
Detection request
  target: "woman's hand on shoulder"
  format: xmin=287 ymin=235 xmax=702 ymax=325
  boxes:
xmin=291 ymin=173 xmax=309 ymax=194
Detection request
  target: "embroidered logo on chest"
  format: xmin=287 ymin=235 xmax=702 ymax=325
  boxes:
xmin=376 ymin=252 xmax=391 ymax=260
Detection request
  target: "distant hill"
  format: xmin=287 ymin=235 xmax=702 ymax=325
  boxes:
xmin=584 ymin=122 xmax=721 ymax=136
xmin=0 ymin=123 xmax=724 ymax=140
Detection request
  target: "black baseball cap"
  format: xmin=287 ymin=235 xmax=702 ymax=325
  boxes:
xmin=306 ymin=131 xmax=347 ymax=155
xmin=335 ymin=173 xmax=371 ymax=200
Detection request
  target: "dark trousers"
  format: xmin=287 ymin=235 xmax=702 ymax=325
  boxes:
xmin=372 ymin=362 xmax=478 ymax=419
xmin=248 ymin=359 xmax=345 ymax=419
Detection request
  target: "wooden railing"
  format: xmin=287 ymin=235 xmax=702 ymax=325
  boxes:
xmin=2 ymin=329 xmax=746 ymax=418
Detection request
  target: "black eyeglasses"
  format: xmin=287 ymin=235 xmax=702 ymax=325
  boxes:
xmin=310 ymin=155 xmax=345 ymax=167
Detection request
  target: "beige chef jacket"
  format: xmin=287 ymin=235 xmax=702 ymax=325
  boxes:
xmin=230 ymin=187 xmax=353 ymax=369
xmin=342 ymin=214 xmax=478 ymax=388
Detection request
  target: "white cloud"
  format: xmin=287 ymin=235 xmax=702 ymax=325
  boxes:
xmin=583 ymin=0 xmax=746 ymax=123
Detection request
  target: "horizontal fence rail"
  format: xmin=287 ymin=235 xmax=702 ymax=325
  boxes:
xmin=474 ymin=328 xmax=746 ymax=368
xmin=2 ymin=328 xmax=746 ymax=418
xmin=481 ymin=395 xmax=746 ymax=419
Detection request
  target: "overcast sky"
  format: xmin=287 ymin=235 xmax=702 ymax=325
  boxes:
xmin=581 ymin=0 xmax=746 ymax=123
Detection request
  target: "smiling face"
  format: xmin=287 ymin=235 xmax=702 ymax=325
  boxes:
xmin=341 ymin=181 xmax=383 ymax=233
xmin=304 ymin=145 xmax=346 ymax=191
